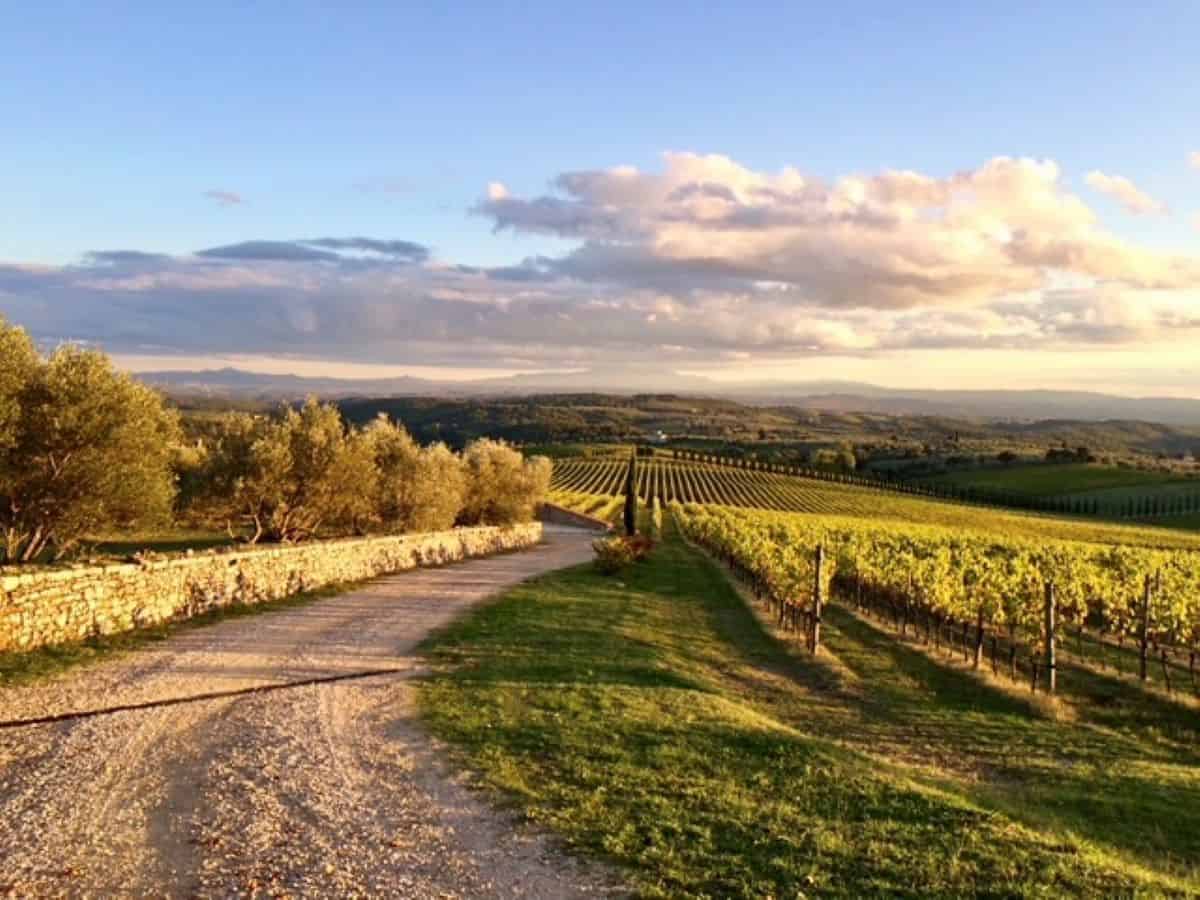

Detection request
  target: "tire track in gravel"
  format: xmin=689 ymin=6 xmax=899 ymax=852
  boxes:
xmin=0 ymin=526 xmax=619 ymax=898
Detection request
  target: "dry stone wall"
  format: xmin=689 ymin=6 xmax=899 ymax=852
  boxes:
xmin=0 ymin=523 xmax=542 ymax=654
xmin=537 ymin=501 xmax=612 ymax=532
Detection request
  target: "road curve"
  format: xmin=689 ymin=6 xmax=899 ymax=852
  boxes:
xmin=0 ymin=526 xmax=613 ymax=898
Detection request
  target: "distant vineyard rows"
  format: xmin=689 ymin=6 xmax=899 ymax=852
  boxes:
xmin=549 ymin=449 xmax=1200 ymax=522
xmin=550 ymin=457 xmax=884 ymax=513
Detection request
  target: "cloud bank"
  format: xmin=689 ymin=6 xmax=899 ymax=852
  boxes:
xmin=3 ymin=154 xmax=1200 ymax=373
xmin=203 ymin=189 xmax=243 ymax=207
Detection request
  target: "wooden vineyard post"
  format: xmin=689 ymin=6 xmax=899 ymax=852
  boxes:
xmin=810 ymin=544 xmax=824 ymax=654
xmin=1043 ymin=581 xmax=1057 ymax=694
xmin=1139 ymin=575 xmax=1151 ymax=682
xmin=974 ymin=608 xmax=985 ymax=670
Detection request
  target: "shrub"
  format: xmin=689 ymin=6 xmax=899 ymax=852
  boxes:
xmin=625 ymin=534 xmax=655 ymax=562
xmin=592 ymin=534 xmax=655 ymax=574
xmin=592 ymin=537 xmax=636 ymax=574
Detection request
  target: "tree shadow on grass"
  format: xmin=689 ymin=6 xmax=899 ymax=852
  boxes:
xmin=816 ymin=605 xmax=1200 ymax=880
xmin=421 ymin=534 xmax=1200 ymax=892
xmin=425 ymin=674 xmax=1168 ymax=899
xmin=671 ymin=544 xmax=1200 ymax=885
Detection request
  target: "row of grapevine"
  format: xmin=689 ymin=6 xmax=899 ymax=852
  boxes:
xmin=645 ymin=446 xmax=1200 ymax=522
xmin=674 ymin=503 xmax=1200 ymax=694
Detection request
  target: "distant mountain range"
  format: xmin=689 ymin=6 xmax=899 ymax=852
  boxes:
xmin=137 ymin=367 xmax=1200 ymax=427
xmin=136 ymin=366 xmax=717 ymax=397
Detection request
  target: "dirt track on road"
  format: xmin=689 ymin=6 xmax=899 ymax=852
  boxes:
xmin=0 ymin=527 xmax=615 ymax=898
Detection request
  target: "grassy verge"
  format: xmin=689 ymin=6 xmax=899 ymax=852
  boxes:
xmin=84 ymin=528 xmax=236 ymax=557
xmin=0 ymin=582 xmax=355 ymax=688
xmin=418 ymin=522 xmax=1198 ymax=897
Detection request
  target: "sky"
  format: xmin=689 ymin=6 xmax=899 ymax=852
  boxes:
xmin=2 ymin=1 xmax=1199 ymax=395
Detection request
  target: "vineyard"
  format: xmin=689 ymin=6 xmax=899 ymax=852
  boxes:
xmin=550 ymin=456 xmax=1200 ymax=550
xmin=675 ymin=503 xmax=1200 ymax=695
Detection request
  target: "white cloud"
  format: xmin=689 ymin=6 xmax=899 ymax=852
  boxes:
xmin=480 ymin=153 xmax=1197 ymax=310
xmin=3 ymin=154 xmax=1200 ymax=377
xmin=1084 ymin=170 xmax=1166 ymax=215
xmin=1190 ymin=151 xmax=1200 ymax=170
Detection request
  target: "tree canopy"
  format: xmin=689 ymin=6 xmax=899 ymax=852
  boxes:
xmin=0 ymin=318 xmax=181 ymax=562
xmin=189 ymin=404 xmax=547 ymax=544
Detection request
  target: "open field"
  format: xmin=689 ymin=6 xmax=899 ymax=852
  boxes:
xmin=419 ymin=519 xmax=1200 ymax=897
xmin=925 ymin=463 xmax=1200 ymax=516
xmin=550 ymin=457 xmax=1200 ymax=549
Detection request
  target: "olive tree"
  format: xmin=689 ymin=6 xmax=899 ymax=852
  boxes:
xmin=0 ymin=325 xmax=181 ymax=563
xmin=364 ymin=416 xmax=466 ymax=533
xmin=198 ymin=398 xmax=378 ymax=543
xmin=184 ymin=411 xmax=266 ymax=534
xmin=459 ymin=439 xmax=551 ymax=526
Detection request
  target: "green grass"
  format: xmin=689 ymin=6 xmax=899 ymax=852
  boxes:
xmin=418 ymin=522 xmax=1199 ymax=897
xmin=84 ymin=528 xmax=236 ymax=558
xmin=4 ymin=527 xmax=238 ymax=567
xmin=0 ymin=581 xmax=355 ymax=688
xmin=927 ymin=463 xmax=1186 ymax=497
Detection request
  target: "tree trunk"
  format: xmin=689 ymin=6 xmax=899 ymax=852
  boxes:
xmin=810 ymin=544 xmax=824 ymax=654
xmin=1009 ymin=624 xmax=1017 ymax=681
xmin=1044 ymin=581 xmax=1057 ymax=694
xmin=1139 ymin=575 xmax=1151 ymax=682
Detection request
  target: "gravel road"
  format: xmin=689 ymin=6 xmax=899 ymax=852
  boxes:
xmin=0 ymin=526 xmax=616 ymax=899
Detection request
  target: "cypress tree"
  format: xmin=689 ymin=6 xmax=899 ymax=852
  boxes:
xmin=623 ymin=451 xmax=638 ymax=536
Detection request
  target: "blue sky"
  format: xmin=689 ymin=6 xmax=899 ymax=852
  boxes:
xmin=2 ymin=2 xmax=1199 ymax=392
